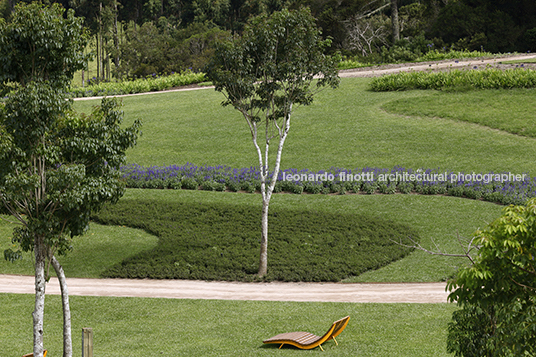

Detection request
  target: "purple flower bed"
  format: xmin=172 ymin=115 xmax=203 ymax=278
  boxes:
xmin=120 ymin=163 xmax=536 ymax=205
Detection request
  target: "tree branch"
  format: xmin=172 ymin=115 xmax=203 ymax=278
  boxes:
xmin=391 ymin=233 xmax=478 ymax=264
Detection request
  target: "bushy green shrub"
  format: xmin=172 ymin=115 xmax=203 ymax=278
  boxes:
xmin=447 ymin=199 xmax=536 ymax=356
xmin=181 ymin=177 xmax=198 ymax=190
xmin=417 ymin=49 xmax=493 ymax=62
xmin=447 ymin=305 xmax=494 ymax=357
xmin=370 ymin=68 xmax=536 ymax=92
xmin=93 ymin=199 xmax=418 ymax=282
xmin=70 ymin=71 xmax=206 ymax=98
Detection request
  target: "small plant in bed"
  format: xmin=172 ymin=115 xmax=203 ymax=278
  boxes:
xmin=93 ymin=200 xmax=418 ymax=282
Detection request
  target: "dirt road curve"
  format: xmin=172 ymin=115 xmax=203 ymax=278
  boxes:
xmin=0 ymin=274 xmax=450 ymax=303
xmin=338 ymin=53 xmax=536 ymax=78
xmin=74 ymin=53 xmax=536 ymax=102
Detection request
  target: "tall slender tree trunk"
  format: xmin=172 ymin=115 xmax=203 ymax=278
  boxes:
xmin=391 ymin=0 xmax=400 ymax=43
xmin=51 ymin=256 xmax=72 ymax=357
xmin=113 ymin=0 xmax=120 ymax=74
xmin=258 ymin=199 xmax=270 ymax=276
xmin=99 ymin=2 xmax=105 ymax=80
xmin=33 ymin=237 xmax=46 ymax=357
xmin=96 ymin=33 xmax=100 ymax=82
xmin=256 ymin=106 xmax=292 ymax=277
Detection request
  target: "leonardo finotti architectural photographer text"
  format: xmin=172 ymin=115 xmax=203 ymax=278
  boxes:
xmin=281 ymin=171 xmax=527 ymax=184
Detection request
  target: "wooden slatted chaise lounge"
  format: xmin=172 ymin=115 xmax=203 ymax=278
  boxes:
xmin=22 ymin=350 xmax=47 ymax=357
xmin=263 ymin=316 xmax=350 ymax=351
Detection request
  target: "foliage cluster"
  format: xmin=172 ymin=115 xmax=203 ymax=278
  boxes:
xmin=446 ymin=198 xmax=536 ymax=356
xmin=70 ymin=70 xmax=206 ymax=97
xmin=430 ymin=0 xmax=536 ymax=53
xmin=121 ymin=164 xmax=535 ymax=206
xmin=115 ymin=22 xmax=229 ymax=78
xmin=3 ymin=0 xmax=534 ymax=80
xmin=370 ymin=68 xmax=536 ymax=91
xmin=93 ymin=199 xmax=417 ymax=282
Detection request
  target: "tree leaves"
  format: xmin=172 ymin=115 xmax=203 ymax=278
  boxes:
xmin=0 ymin=3 xmax=89 ymax=89
xmin=447 ymin=198 xmax=536 ymax=356
xmin=206 ymin=8 xmax=340 ymax=119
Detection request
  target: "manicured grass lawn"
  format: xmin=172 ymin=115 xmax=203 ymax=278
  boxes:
xmin=1 ymin=293 xmax=457 ymax=357
xmin=73 ymin=77 xmax=536 ymax=175
xmin=382 ymin=88 xmax=536 ymax=138
xmin=0 ymin=216 xmax=158 ymax=278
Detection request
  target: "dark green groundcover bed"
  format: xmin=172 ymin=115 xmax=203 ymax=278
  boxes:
xmin=93 ymin=199 xmax=418 ymax=282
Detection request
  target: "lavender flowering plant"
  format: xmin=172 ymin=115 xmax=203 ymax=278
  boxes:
xmin=120 ymin=163 xmax=536 ymax=206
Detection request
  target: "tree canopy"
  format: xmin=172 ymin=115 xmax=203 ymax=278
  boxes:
xmin=447 ymin=198 xmax=536 ymax=356
xmin=0 ymin=3 xmax=141 ymax=356
xmin=206 ymin=8 xmax=339 ymax=275
xmin=3 ymin=0 xmax=534 ymax=81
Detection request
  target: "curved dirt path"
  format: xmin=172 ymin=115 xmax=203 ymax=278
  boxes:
xmin=339 ymin=53 xmax=536 ymax=78
xmin=0 ymin=274 xmax=450 ymax=303
xmin=73 ymin=53 xmax=536 ymax=102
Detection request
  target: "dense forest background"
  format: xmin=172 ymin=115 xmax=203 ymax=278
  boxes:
xmin=1 ymin=0 xmax=536 ymax=81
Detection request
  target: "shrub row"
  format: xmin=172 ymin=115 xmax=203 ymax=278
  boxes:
xmin=121 ymin=164 xmax=535 ymax=206
xmin=416 ymin=49 xmax=494 ymax=62
xmin=338 ymin=50 xmax=494 ymax=71
xmin=69 ymin=71 xmax=207 ymax=98
xmin=370 ymin=68 xmax=536 ymax=91
xmin=93 ymin=200 xmax=417 ymax=282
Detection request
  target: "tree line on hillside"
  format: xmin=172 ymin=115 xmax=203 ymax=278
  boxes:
xmin=1 ymin=0 xmax=536 ymax=81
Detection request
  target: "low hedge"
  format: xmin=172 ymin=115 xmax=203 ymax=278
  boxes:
xmin=93 ymin=199 xmax=418 ymax=282
xmin=69 ymin=71 xmax=207 ymax=98
xmin=370 ymin=68 xmax=536 ymax=91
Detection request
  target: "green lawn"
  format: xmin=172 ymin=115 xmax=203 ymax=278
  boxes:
xmin=1 ymin=293 xmax=457 ymax=357
xmin=73 ymin=77 xmax=536 ymax=175
xmin=0 ymin=216 xmax=158 ymax=278
xmin=4 ymin=76 xmax=524 ymax=282
xmin=382 ymin=88 xmax=536 ymax=138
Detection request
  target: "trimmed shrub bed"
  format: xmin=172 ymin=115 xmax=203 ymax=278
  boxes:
xmin=69 ymin=71 xmax=206 ymax=97
xmin=370 ymin=68 xmax=536 ymax=91
xmin=93 ymin=200 xmax=418 ymax=282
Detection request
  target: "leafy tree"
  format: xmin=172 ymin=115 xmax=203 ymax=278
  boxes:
xmin=447 ymin=198 xmax=536 ymax=356
xmin=0 ymin=4 xmax=141 ymax=357
xmin=206 ymin=8 xmax=339 ymax=276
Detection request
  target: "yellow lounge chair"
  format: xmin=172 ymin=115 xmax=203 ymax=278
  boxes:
xmin=22 ymin=350 xmax=47 ymax=357
xmin=263 ymin=316 xmax=350 ymax=351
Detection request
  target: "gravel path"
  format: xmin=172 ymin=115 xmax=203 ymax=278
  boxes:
xmin=73 ymin=53 xmax=536 ymax=102
xmin=0 ymin=274 xmax=450 ymax=303
xmin=339 ymin=53 xmax=536 ymax=78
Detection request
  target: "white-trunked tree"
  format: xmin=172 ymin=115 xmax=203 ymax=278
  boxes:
xmin=0 ymin=4 xmax=141 ymax=357
xmin=206 ymin=8 xmax=339 ymax=276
